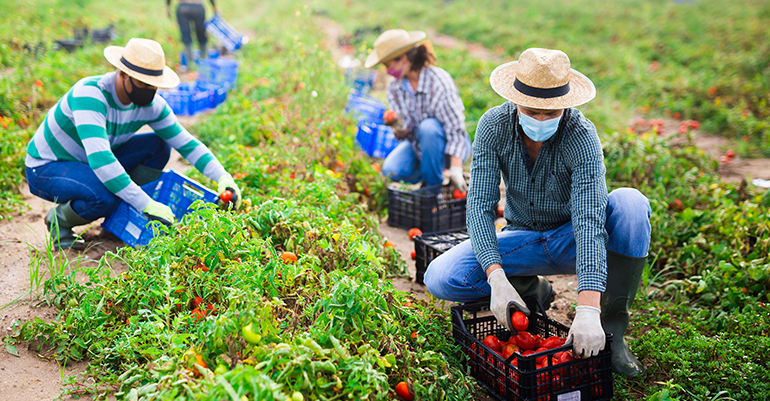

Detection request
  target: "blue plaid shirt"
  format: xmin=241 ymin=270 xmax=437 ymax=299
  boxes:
xmin=467 ymin=102 xmax=609 ymax=293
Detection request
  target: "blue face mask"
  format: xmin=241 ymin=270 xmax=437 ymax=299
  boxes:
xmin=518 ymin=110 xmax=562 ymax=142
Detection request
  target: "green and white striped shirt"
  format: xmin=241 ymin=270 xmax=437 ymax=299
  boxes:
xmin=26 ymin=72 xmax=226 ymax=211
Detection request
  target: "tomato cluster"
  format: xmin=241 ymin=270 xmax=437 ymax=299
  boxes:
xmin=480 ymin=312 xmax=572 ymax=371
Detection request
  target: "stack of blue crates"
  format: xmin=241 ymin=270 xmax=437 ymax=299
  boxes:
xmin=346 ymin=90 xmax=398 ymax=159
xmin=160 ymin=56 xmax=237 ymax=116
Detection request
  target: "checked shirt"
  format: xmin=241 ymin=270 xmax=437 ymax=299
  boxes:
xmin=467 ymin=101 xmax=609 ymax=293
xmin=386 ymin=66 xmax=468 ymax=160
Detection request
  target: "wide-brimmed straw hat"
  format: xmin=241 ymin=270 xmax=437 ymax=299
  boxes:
xmin=490 ymin=48 xmax=595 ymax=110
xmin=364 ymin=29 xmax=427 ymax=68
xmin=104 ymin=38 xmax=180 ymax=89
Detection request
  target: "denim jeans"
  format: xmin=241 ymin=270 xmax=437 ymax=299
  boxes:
xmin=177 ymin=3 xmax=207 ymax=47
xmin=26 ymin=134 xmax=170 ymax=221
xmin=424 ymin=188 xmax=652 ymax=302
xmin=381 ymin=118 xmax=472 ymax=186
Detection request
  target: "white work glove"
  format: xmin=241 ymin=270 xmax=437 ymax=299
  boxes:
xmin=567 ymin=305 xmax=606 ymax=358
xmin=449 ymin=166 xmax=467 ymax=192
xmin=143 ymin=199 xmax=176 ymax=225
xmin=217 ymin=173 xmax=242 ymax=210
xmin=487 ymin=269 xmax=530 ymax=332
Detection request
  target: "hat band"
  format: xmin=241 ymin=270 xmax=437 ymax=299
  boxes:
xmin=514 ymin=78 xmax=570 ymax=99
xmin=120 ymin=56 xmax=163 ymax=77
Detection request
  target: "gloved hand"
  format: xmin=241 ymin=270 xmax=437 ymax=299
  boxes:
xmin=143 ymin=199 xmax=175 ymax=225
xmin=567 ymin=305 xmax=606 ymax=358
xmin=217 ymin=173 xmax=242 ymax=210
xmin=487 ymin=268 xmax=530 ymax=332
xmin=449 ymin=166 xmax=467 ymax=192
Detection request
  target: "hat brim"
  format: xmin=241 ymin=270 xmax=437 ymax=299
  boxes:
xmin=104 ymin=46 xmax=180 ymax=89
xmin=364 ymin=31 xmax=427 ymax=69
xmin=489 ymin=61 xmax=596 ymax=110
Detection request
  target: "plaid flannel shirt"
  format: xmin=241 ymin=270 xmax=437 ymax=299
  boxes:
xmin=386 ymin=66 xmax=468 ymax=160
xmin=467 ymin=101 xmax=609 ymax=293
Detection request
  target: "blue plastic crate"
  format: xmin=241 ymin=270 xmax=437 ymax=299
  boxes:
xmin=205 ymin=13 xmax=248 ymax=53
xmin=101 ymin=170 xmax=219 ymax=248
xmin=345 ymin=91 xmax=386 ymax=123
xmin=344 ymin=68 xmax=376 ymax=93
xmin=355 ymin=118 xmax=398 ymax=159
xmin=197 ymin=81 xmax=230 ymax=109
xmin=197 ymin=57 xmax=239 ymax=88
xmin=159 ymin=83 xmax=211 ymax=116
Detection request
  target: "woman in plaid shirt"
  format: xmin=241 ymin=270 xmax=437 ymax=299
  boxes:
xmin=425 ymin=48 xmax=651 ymax=378
xmin=365 ymin=29 xmax=471 ymax=191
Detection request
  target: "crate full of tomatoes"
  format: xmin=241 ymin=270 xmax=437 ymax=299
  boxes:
xmin=451 ymin=297 xmax=613 ymax=401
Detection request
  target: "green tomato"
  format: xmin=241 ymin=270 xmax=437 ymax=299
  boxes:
xmin=291 ymin=392 xmax=304 ymax=401
xmin=242 ymin=323 xmax=261 ymax=344
xmin=214 ymin=364 xmax=228 ymax=375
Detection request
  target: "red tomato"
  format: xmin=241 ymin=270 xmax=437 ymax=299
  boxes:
xmin=384 ymin=110 xmax=398 ymax=125
xmin=553 ymin=351 xmax=565 ymax=361
xmin=557 ymin=351 xmax=575 ymax=364
xmin=521 ymin=349 xmax=535 ymax=357
xmin=516 ymin=331 xmax=538 ymax=350
xmin=506 ymin=336 xmax=517 ymax=348
xmin=502 ymin=344 xmax=519 ymax=359
xmin=395 ymin=381 xmax=413 ymax=401
xmin=541 ymin=336 xmax=564 ymax=350
xmin=483 ymin=335 xmax=502 ymax=352
xmin=497 ymin=206 xmax=504 ymax=218
xmin=192 ymin=296 xmax=203 ymax=308
xmin=726 ymin=150 xmax=736 ymax=158
xmin=533 ymin=335 xmax=544 ymax=348
xmin=453 ymin=189 xmax=467 ymax=200
xmin=511 ymin=311 xmax=528 ymax=332
xmin=534 ymin=347 xmax=548 ymax=364
xmin=280 ymin=252 xmax=298 ymax=264
xmin=220 ymin=190 xmax=233 ymax=203
xmin=407 ymin=228 xmax=423 ymax=240
xmin=410 ymin=250 xmax=416 ymax=260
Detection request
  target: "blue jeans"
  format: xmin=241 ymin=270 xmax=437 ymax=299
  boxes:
xmin=381 ymin=118 xmax=471 ymax=186
xmin=424 ymin=188 xmax=652 ymax=302
xmin=26 ymin=134 xmax=170 ymax=221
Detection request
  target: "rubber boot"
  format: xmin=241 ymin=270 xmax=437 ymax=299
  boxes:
xmin=601 ymin=250 xmax=647 ymax=378
xmin=44 ymin=201 xmax=90 ymax=250
xmin=128 ymin=165 xmax=163 ymax=186
xmin=508 ymin=276 xmax=556 ymax=311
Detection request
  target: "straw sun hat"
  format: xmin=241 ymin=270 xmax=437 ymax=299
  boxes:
xmin=104 ymin=38 xmax=180 ymax=89
xmin=365 ymin=29 xmax=427 ymax=68
xmin=490 ymin=48 xmax=595 ymax=110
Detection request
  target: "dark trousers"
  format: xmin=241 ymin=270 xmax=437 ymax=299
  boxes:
xmin=177 ymin=3 xmax=207 ymax=46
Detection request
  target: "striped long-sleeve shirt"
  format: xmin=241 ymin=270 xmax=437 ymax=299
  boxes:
xmin=467 ymin=102 xmax=609 ymax=293
xmin=25 ymin=72 xmax=227 ymax=212
xmin=386 ymin=66 xmax=469 ymax=160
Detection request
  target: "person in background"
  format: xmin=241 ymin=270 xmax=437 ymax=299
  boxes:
xmin=364 ymin=29 xmax=471 ymax=192
xmin=26 ymin=38 xmax=241 ymax=250
xmin=424 ymin=48 xmax=651 ymax=378
xmin=167 ymin=0 xmax=217 ymax=71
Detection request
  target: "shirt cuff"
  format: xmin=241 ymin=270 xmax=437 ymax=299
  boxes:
xmin=129 ymin=191 xmax=152 ymax=213
xmin=476 ymin=248 xmax=502 ymax=271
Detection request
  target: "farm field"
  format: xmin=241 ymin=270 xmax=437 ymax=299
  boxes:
xmin=0 ymin=0 xmax=769 ymax=400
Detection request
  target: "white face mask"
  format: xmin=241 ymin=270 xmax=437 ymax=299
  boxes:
xmin=518 ymin=110 xmax=562 ymax=142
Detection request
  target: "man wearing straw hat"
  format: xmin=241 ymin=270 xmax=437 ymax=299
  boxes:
xmin=25 ymin=38 xmax=242 ymax=250
xmin=424 ymin=48 xmax=651 ymax=378
xmin=365 ymin=29 xmax=471 ymax=192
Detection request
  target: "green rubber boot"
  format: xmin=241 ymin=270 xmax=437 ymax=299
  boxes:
xmin=508 ymin=276 xmax=556 ymax=311
xmin=44 ymin=201 xmax=90 ymax=250
xmin=601 ymin=250 xmax=647 ymax=378
xmin=128 ymin=165 xmax=163 ymax=186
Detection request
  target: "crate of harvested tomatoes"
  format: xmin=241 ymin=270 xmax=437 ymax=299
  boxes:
xmin=451 ymin=297 xmax=613 ymax=401
xmin=413 ymin=228 xmax=469 ymax=284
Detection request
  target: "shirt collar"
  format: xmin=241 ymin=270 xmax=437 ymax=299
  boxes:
xmin=399 ymin=67 xmax=430 ymax=94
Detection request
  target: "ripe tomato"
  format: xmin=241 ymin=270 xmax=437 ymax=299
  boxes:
xmin=502 ymin=343 xmax=519 ymax=359
xmin=410 ymin=250 xmax=416 ymax=260
xmin=511 ymin=311 xmax=528 ymax=332
xmin=220 ymin=190 xmax=233 ymax=203
xmin=395 ymin=381 xmax=413 ymax=401
xmin=192 ymin=307 xmax=206 ymax=322
xmin=515 ymin=331 xmax=537 ymax=350
xmin=498 ymin=206 xmax=504 ymax=218
xmin=383 ymin=110 xmax=398 ymax=125
xmin=453 ymin=189 xmax=467 ymax=200
xmin=371 ymin=162 xmax=382 ymax=172
xmin=192 ymin=296 xmax=203 ymax=308
xmin=557 ymin=351 xmax=575 ymax=364
xmin=541 ymin=336 xmax=565 ymax=350
xmin=242 ymin=323 xmax=261 ymax=344
xmin=384 ymin=240 xmax=395 ymax=248
xmin=534 ymin=347 xmax=548 ymax=364
xmin=407 ymin=228 xmax=422 ymax=240
xmin=533 ymin=335 xmax=544 ymax=348
xmin=521 ymin=349 xmax=535 ymax=357
xmin=726 ymin=150 xmax=736 ymax=158
xmin=194 ymin=353 xmax=207 ymax=369
xmin=280 ymin=251 xmax=297 ymax=264
xmin=483 ymin=335 xmax=502 ymax=352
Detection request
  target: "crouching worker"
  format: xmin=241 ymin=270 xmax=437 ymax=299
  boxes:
xmin=25 ymin=38 xmax=242 ymax=250
xmin=424 ymin=48 xmax=651 ymax=378
xmin=364 ymin=29 xmax=471 ymax=191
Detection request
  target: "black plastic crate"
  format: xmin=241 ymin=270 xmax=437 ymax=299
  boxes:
xmin=387 ymin=183 xmax=467 ymax=233
xmin=413 ymin=228 xmax=469 ymax=284
xmin=451 ymin=297 xmax=614 ymax=401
